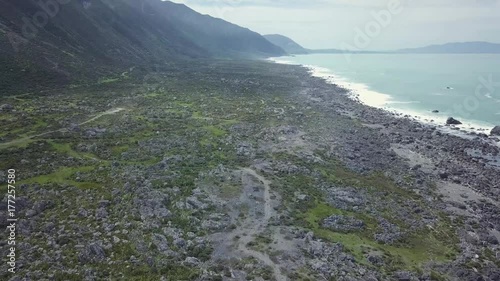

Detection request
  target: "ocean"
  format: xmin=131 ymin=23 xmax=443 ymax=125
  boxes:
xmin=272 ymin=54 xmax=500 ymax=133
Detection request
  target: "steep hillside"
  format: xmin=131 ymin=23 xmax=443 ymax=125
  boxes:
xmin=158 ymin=2 xmax=286 ymax=58
xmin=0 ymin=0 xmax=285 ymax=94
xmin=264 ymin=34 xmax=309 ymax=54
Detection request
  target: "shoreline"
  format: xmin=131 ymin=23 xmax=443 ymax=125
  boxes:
xmin=273 ymin=56 xmax=500 ymax=194
xmin=268 ymin=57 xmax=498 ymax=139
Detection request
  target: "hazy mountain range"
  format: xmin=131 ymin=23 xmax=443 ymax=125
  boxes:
xmin=267 ymin=35 xmax=500 ymax=55
xmin=397 ymin=42 xmax=500 ymax=54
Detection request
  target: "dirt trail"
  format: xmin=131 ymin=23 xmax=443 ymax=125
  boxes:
xmin=237 ymin=168 xmax=287 ymax=281
xmin=78 ymin=107 xmax=125 ymax=126
xmin=0 ymin=108 xmax=125 ymax=149
xmin=242 ymin=168 xmax=273 ymax=222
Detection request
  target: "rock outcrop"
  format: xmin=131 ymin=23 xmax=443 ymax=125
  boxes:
xmin=446 ymin=117 xmax=462 ymax=125
xmin=491 ymin=126 xmax=500 ymax=136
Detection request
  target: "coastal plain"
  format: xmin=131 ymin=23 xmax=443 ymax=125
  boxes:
xmin=1 ymin=60 xmax=499 ymax=281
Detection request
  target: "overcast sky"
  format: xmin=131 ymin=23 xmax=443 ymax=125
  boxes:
xmin=168 ymin=0 xmax=500 ymax=50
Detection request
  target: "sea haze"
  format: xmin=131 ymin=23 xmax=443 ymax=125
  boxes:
xmin=274 ymin=54 xmax=500 ymax=132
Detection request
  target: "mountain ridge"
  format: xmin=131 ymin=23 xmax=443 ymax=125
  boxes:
xmin=396 ymin=41 xmax=500 ymax=54
xmin=264 ymin=34 xmax=309 ymax=54
xmin=264 ymin=34 xmax=500 ymax=54
xmin=0 ymin=0 xmax=286 ymax=94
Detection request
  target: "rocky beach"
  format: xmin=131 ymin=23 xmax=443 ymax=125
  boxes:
xmin=1 ymin=59 xmax=499 ymax=280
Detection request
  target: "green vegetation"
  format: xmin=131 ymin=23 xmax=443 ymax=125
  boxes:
xmin=20 ymin=166 xmax=101 ymax=189
xmin=274 ymin=152 xmax=460 ymax=274
xmin=0 ymin=60 xmax=467 ymax=280
xmin=301 ymin=200 xmax=457 ymax=267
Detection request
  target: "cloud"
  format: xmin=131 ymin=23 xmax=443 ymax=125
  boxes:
xmin=169 ymin=0 xmax=327 ymax=8
xmin=166 ymin=0 xmax=500 ymax=50
xmin=169 ymin=0 xmax=500 ymax=8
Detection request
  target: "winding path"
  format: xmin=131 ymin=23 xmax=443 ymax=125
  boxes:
xmin=237 ymin=168 xmax=287 ymax=281
xmin=0 ymin=108 xmax=125 ymax=149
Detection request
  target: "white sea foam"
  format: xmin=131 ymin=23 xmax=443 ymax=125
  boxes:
xmin=304 ymin=64 xmax=394 ymax=109
xmin=268 ymin=58 xmax=296 ymax=65
xmin=269 ymin=57 xmax=496 ymax=136
xmin=386 ymin=101 xmax=421 ymax=105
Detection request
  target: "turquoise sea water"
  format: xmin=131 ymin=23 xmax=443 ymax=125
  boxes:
xmin=274 ymin=54 xmax=500 ymax=132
